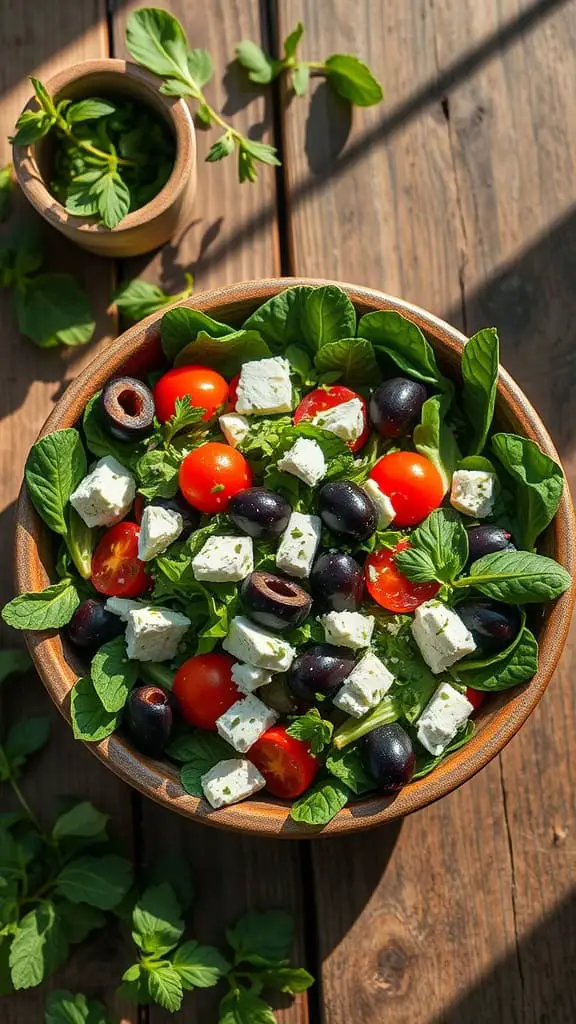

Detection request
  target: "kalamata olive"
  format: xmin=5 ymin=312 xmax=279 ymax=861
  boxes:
xmin=457 ymin=599 xmax=522 ymax=655
xmin=364 ymin=724 xmax=415 ymax=791
xmin=241 ymin=571 xmax=312 ymax=632
xmin=67 ymin=599 xmax=125 ymax=650
xmin=288 ymin=643 xmax=356 ymax=701
xmin=229 ymin=488 xmax=292 ymax=539
xmin=318 ymin=481 xmax=377 ymax=543
xmin=310 ymin=550 xmax=364 ymax=612
xmin=101 ymin=376 xmax=155 ymax=441
xmin=467 ymin=524 xmax=516 ymax=564
xmin=124 ymin=685 xmax=173 ymax=756
xmin=149 ymin=496 xmax=200 ymax=539
xmin=369 ymin=378 xmax=428 ymax=439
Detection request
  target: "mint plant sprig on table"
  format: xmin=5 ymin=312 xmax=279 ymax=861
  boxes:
xmin=111 ymin=271 xmax=194 ymax=323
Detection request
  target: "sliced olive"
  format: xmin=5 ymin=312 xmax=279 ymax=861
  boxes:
xmin=241 ymin=571 xmax=312 ymax=632
xmin=310 ymin=550 xmax=364 ymax=612
xmin=318 ymin=481 xmax=377 ymax=542
xmin=67 ymin=599 xmax=125 ymax=650
xmin=369 ymin=378 xmax=428 ymax=438
xmin=457 ymin=599 xmax=522 ymax=655
xmin=364 ymin=724 xmax=415 ymax=791
xmin=101 ymin=376 xmax=155 ymax=441
xmin=288 ymin=643 xmax=356 ymax=701
xmin=124 ymin=685 xmax=173 ymax=757
xmin=229 ymin=488 xmax=292 ymax=539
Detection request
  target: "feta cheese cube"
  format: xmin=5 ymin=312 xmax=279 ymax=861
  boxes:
xmin=411 ymin=600 xmax=477 ymax=674
xmin=125 ymin=605 xmax=190 ymax=662
xmin=312 ymin=398 xmax=364 ymax=444
xmin=321 ymin=610 xmax=375 ymax=650
xmin=69 ymin=456 xmax=135 ymax=528
xmin=277 ymin=438 xmax=326 ymax=487
xmin=138 ymin=504 xmax=183 ymax=561
xmin=201 ymin=758 xmax=266 ymax=809
xmin=276 ymin=511 xmax=321 ymax=578
xmin=416 ymin=682 xmax=474 ymax=755
xmin=192 ymin=536 xmax=254 ymax=583
xmin=219 ymin=413 xmax=250 ymax=448
xmin=450 ymin=469 xmax=497 ymax=518
xmin=333 ymin=651 xmax=395 ymax=718
xmin=362 ymin=479 xmax=396 ymax=529
xmin=216 ymin=694 xmax=278 ymax=753
xmin=235 ymin=357 xmax=292 ymax=416
xmin=105 ymin=597 xmax=144 ymax=621
xmin=223 ymin=616 xmax=296 ymax=672
xmin=231 ymin=662 xmax=273 ymax=694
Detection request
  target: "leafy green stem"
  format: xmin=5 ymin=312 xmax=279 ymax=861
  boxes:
xmin=139 ymin=663 xmax=175 ymax=691
xmin=333 ymin=697 xmax=399 ymax=750
xmin=8 ymin=771 xmax=42 ymax=833
xmin=53 ymin=111 xmax=136 ymax=169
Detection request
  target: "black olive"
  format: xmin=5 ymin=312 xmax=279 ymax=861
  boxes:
xmin=364 ymin=724 xmax=415 ymax=791
xmin=288 ymin=643 xmax=356 ymax=701
xmin=369 ymin=378 xmax=428 ymax=439
xmin=467 ymin=524 xmax=516 ymax=564
xmin=241 ymin=571 xmax=312 ymax=632
xmin=148 ymin=496 xmax=200 ymax=539
xmin=318 ymin=481 xmax=377 ymax=542
xmin=310 ymin=550 xmax=364 ymax=612
xmin=456 ymin=599 xmax=522 ymax=655
xmin=100 ymin=376 xmax=155 ymax=441
xmin=124 ymin=685 xmax=173 ymax=757
xmin=67 ymin=599 xmax=125 ymax=650
xmin=229 ymin=488 xmax=292 ymax=539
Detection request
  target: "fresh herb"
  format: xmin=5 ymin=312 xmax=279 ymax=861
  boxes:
xmin=357 ymin=309 xmax=451 ymax=392
xmin=90 ymin=636 xmax=138 ymax=714
xmin=178 ymin=733 xmax=236 ymax=797
xmin=290 ymin=778 xmax=351 ymax=825
xmin=0 ymin=163 xmax=14 ymax=222
xmin=491 ymin=433 xmax=564 ymax=550
xmin=314 ymin=337 xmax=381 ymax=386
xmin=452 ymin=625 xmax=538 ymax=691
xmin=333 ymin=696 xmax=399 ymax=749
xmin=135 ymin=448 xmax=180 ymax=501
xmin=70 ymin=676 xmax=122 ymax=742
xmin=44 ymin=990 xmax=109 ymax=1023
xmin=25 ymin=429 xmax=86 ymax=536
xmin=162 ymin=395 xmax=207 ymax=445
xmin=2 ymin=578 xmax=80 ymax=631
xmin=394 ymin=508 xmax=468 ymax=584
xmin=286 ymin=709 xmax=334 ymax=754
xmin=453 ymin=549 xmax=572 ymax=603
xmin=325 ymin=744 xmax=376 ymax=795
xmin=112 ymin=272 xmax=194 ymax=322
xmin=413 ymin=394 xmax=461 ymax=492
xmin=461 ymin=328 xmax=499 ymax=455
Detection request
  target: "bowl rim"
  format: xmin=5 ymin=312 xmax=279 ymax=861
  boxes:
xmin=12 ymin=58 xmax=195 ymax=237
xmin=14 ymin=277 xmax=576 ymax=837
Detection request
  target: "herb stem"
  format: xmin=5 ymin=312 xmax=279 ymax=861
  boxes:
xmin=139 ymin=663 xmax=175 ymax=691
xmin=303 ymin=60 xmax=326 ymax=71
xmin=333 ymin=697 xmax=399 ymax=749
xmin=9 ymin=774 xmax=42 ymax=832
xmin=55 ymin=115 xmax=136 ymax=169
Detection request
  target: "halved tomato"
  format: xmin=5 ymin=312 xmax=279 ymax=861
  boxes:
xmin=91 ymin=522 xmax=151 ymax=597
xmin=294 ymin=385 xmax=369 ymax=452
xmin=364 ymin=540 xmax=440 ymax=613
xmin=249 ymin=725 xmax=319 ymax=799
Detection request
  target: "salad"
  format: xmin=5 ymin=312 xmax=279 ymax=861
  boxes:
xmin=5 ymin=284 xmax=571 ymax=827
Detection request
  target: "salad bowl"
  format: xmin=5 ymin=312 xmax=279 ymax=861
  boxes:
xmin=13 ymin=279 xmax=576 ymax=837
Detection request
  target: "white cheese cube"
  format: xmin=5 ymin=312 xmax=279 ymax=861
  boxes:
xmin=201 ymin=758 xmax=266 ymax=809
xmin=235 ymin=357 xmax=292 ymax=416
xmin=333 ymin=651 xmax=395 ymax=718
xmin=450 ymin=470 xmax=497 ymax=518
xmin=223 ymin=616 xmax=296 ymax=672
xmin=411 ymin=600 xmax=477 ymax=674
xmin=312 ymin=398 xmax=364 ymax=444
xmin=192 ymin=536 xmax=254 ymax=583
xmin=416 ymin=682 xmax=474 ymax=755
xmin=277 ymin=438 xmax=326 ymax=487
xmin=216 ymin=694 xmax=278 ymax=753
xmin=219 ymin=413 xmax=250 ymax=448
xmin=231 ymin=662 xmax=272 ymax=694
xmin=69 ymin=456 xmax=135 ymax=528
xmin=105 ymin=597 xmax=144 ymax=621
xmin=362 ymin=479 xmax=396 ymax=529
xmin=321 ymin=610 xmax=375 ymax=650
xmin=276 ymin=511 xmax=321 ymax=578
xmin=138 ymin=505 xmax=183 ymax=561
xmin=125 ymin=605 xmax=190 ymax=662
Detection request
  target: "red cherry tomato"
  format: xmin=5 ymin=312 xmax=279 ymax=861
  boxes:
xmin=248 ymin=725 xmax=319 ymax=799
xmin=294 ymin=385 xmax=369 ymax=452
xmin=369 ymin=451 xmax=444 ymax=526
xmin=228 ymin=373 xmax=240 ymax=409
xmin=466 ymin=687 xmax=486 ymax=711
xmin=179 ymin=442 xmax=252 ymax=513
xmin=172 ymin=653 xmax=238 ymax=730
xmin=365 ymin=540 xmax=440 ymax=613
xmin=153 ymin=365 xmax=229 ymax=423
xmin=91 ymin=522 xmax=151 ymax=597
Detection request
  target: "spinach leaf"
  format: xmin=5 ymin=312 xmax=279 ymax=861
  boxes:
xmin=461 ymin=328 xmax=499 ymax=455
xmin=412 ymin=721 xmax=475 ymax=779
xmin=70 ymin=677 xmax=121 ymax=742
xmin=395 ymin=509 xmax=468 ymax=584
xmin=453 ymin=626 xmax=538 ymax=691
xmin=174 ymin=328 xmax=271 ymax=376
xmin=324 ymin=54 xmax=384 ymax=106
xmin=91 ymin=637 xmax=138 ymax=713
xmin=300 ymin=285 xmax=357 ymax=350
xmin=179 ymin=733 xmax=236 ymax=797
xmin=455 ymin=550 xmax=571 ymax=603
xmin=15 ymin=274 xmax=95 ymax=348
xmin=2 ymin=580 xmax=80 ymax=631
xmin=290 ymin=778 xmax=350 ymax=825
xmin=285 ymin=344 xmax=315 ymax=384
xmin=491 ymin=433 xmax=564 ymax=550
xmin=325 ymin=745 xmax=375 ymax=795
xmin=135 ymin=448 xmax=180 ymax=501
xmin=25 ymin=429 xmax=86 ymax=536
xmin=457 ymin=455 xmax=496 ymax=473
xmin=413 ymin=394 xmax=461 ymax=492
xmin=161 ymin=306 xmax=234 ymax=362
xmin=357 ymin=309 xmax=450 ymax=391
xmin=242 ymin=286 xmax=313 ymax=350
xmin=66 ymin=508 xmax=94 ymax=580
xmin=314 ymin=338 xmax=380 ymax=386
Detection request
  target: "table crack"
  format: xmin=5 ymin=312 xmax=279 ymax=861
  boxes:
xmin=499 ymin=756 xmax=527 ymax=1016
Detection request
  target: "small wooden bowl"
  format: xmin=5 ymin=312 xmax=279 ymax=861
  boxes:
xmin=12 ymin=59 xmax=196 ymax=258
xmin=14 ymin=280 xmax=576 ymax=837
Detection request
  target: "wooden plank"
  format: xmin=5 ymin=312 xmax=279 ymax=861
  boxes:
xmin=0 ymin=4 xmax=133 ymax=1022
xmin=278 ymin=1 xmax=526 ymax=1020
xmin=110 ymin=4 xmax=307 ymax=1022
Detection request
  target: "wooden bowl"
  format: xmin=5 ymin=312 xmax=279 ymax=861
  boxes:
xmin=12 ymin=59 xmax=196 ymax=258
xmin=14 ymin=279 xmax=576 ymax=837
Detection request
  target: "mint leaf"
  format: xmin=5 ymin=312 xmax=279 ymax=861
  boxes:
xmin=292 ymin=62 xmax=310 ymax=97
xmin=226 ymin=910 xmax=293 ymax=963
xmin=30 ymin=77 xmax=57 ymax=116
xmin=70 ymin=676 xmax=121 ymax=742
xmin=55 ymin=902 xmax=106 ymax=946
xmin=66 ymin=98 xmax=116 ymax=122
xmin=45 ymin=988 xmax=109 ymax=1023
xmin=173 ymin=940 xmax=230 ymax=988
xmin=125 ymin=8 xmax=192 ymax=84
xmin=413 ymin=394 xmax=461 ymax=493
xmin=179 ymin=733 xmax=235 ymax=797
xmin=235 ymin=40 xmax=279 ymax=84
xmin=358 ymin=309 xmax=449 ymax=390
xmin=219 ymin=989 xmax=276 ymax=1024
xmin=284 ymin=22 xmax=304 ymax=60
xmin=461 ymin=328 xmax=499 ymax=455
xmin=90 ymin=171 xmax=131 ymax=229
xmin=174 ymin=328 xmax=272 ymax=377
xmin=290 ymin=778 xmax=350 ymax=825
xmin=161 ymin=306 xmax=234 ymax=362
xmin=206 ymin=133 xmax=235 ymax=163
xmin=325 ymin=745 xmax=375 ymax=795
xmin=52 ymin=802 xmax=109 ymax=842
xmin=324 ymin=54 xmax=383 ymax=106
xmin=456 ymin=550 xmax=571 ymax=603
xmin=314 ymin=337 xmax=380 ymax=387
xmin=25 ymin=429 xmax=86 ymax=536
xmin=187 ymin=48 xmax=213 ymax=87
xmin=132 ymin=883 xmax=184 ymax=956
xmin=395 ymin=508 xmax=468 ymax=584
xmin=286 ymin=709 xmax=333 ymax=754
xmin=113 ymin=275 xmax=193 ymax=322
xmin=55 ymin=854 xmax=133 ymax=910
xmin=91 ymin=636 xmax=138 ymax=713
xmin=9 ymin=903 xmax=67 ymax=989
xmin=491 ymin=433 xmax=564 ymax=550
xmin=0 ymin=648 xmax=30 ymax=684
xmin=16 ymin=274 xmax=95 ymax=348
xmin=2 ymin=579 xmax=80 ymax=631
xmin=259 ymin=964 xmax=314 ymax=993
xmin=11 ymin=110 xmax=54 ymax=146
xmin=147 ymin=961 xmax=183 ymax=1012
xmin=5 ymin=717 xmax=50 ymax=769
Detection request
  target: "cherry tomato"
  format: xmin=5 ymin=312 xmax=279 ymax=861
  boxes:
xmin=153 ymin=365 xmax=229 ymax=423
xmin=294 ymin=385 xmax=369 ymax=452
xmin=91 ymin=522 xmax=151 ymax=598
xmin=228 ymin=373 xmax=240 ymax=409
xmin=369 ymin=451 xmax=444 ymax=526
xmin=179 ymin=442 xmax=252 ymax=514
xmin=249 ymin=725 xmax=319 ymax=799
xmin=365 ymin=540 xmax=440 ymax=613
xmin=466 ymin=687 xmax=487 ymax=711
xmin=172 ymin=653 xmax=238 ymax=730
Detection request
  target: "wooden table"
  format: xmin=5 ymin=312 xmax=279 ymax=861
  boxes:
xmin=1 ymin=1 xmax=576 ymax=1021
